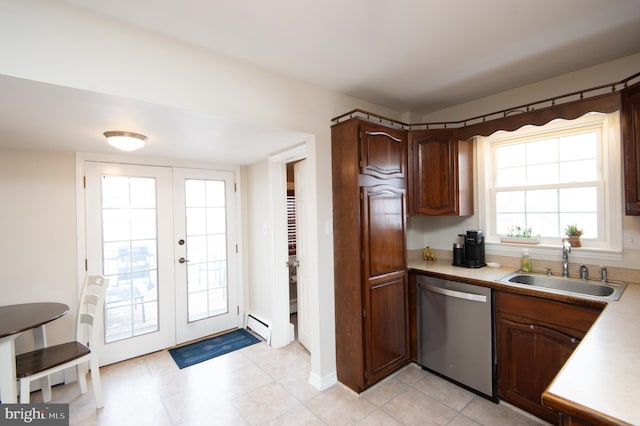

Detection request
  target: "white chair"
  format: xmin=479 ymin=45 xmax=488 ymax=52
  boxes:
xmin=15 ymin=275 xmax=109 ymax=408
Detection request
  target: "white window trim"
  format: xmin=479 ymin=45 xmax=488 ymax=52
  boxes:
xmin=476 ymin=112 xmax=623 ymax=263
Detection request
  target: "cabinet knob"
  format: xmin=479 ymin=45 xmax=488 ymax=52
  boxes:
xmin=529 ymin=324 xmax=534 ymax=330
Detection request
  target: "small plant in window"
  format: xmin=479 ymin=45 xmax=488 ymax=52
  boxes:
xmin=507 ymin=225 xmax=533 ymax=238
xmin=564 ymin=224 xmax=583 ymax=237
xmin=564 ymin=224 xmax=583 ymax=247
xmin=501 ymin=225 xmax=540 ymax=244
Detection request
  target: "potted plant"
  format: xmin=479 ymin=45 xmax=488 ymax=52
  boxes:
xmin=564 ymin=224 xmax=583 ymax=247
xmin=500 ymin=225 xmax=540 ymax=244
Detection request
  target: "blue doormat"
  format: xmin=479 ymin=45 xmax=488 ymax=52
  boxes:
xmin=169 ymin=328 xmax=261 ymax=369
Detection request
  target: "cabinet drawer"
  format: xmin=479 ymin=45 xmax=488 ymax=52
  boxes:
xmin=496 ymin=291 xmax=602 ymax=337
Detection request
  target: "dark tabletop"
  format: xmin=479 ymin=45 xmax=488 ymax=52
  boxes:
xmin=0 ymin=302 xmax=69 ymax=339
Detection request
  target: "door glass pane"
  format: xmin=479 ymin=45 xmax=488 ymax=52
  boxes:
xmin=185 ymin=179 xmax=228 ymax=322
xmin=101 ymin=176 xmax=159 ymax=343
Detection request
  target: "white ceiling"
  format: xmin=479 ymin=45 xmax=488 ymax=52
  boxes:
xmin=60 ymin=0 xmax=640 ymax=113
xmin=0 ymin=74 xmax=309 ymax=164
xmin=2 ymin=0 xmax=640 ymax=163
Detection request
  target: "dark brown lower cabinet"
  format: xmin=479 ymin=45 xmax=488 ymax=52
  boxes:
xmin=496 ymin=291 xmax=603 ymax=424
xmin=365 ymin=273 xmax=409 ymax=384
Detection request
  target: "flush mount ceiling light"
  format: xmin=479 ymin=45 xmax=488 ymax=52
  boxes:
xmin=103 ymin=131 xmax=148 ymax=151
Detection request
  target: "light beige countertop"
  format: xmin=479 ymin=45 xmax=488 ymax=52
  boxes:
xmin=408 ymin=257 xmax=640 ymax=425
xmin=543 ymin=283 xmax=640 ymax=425
xmin=408 ymin=258 xmax=514 ymax=283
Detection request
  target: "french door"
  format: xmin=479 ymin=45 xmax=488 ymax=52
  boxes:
xmin=173 ymin=168 xmax=238 ymax=343
xmin=85 ymin=162 xmax=238 ymax=365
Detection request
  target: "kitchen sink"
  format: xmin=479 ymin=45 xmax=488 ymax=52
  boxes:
xmin=497 ymin=272 xmax=626 ymax=301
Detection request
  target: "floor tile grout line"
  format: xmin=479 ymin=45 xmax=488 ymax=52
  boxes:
xmin=144 ymin=354 xmax=178 ymax=426
xmin=231 ymin=343 xmax=313 ymax=425
xmin=388 ymin=364 xmax=479 ymax=424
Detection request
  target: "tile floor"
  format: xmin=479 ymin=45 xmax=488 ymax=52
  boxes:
xmin=31 ymin=337 xmax=550 ymax=425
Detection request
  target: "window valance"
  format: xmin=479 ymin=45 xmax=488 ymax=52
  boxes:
xmin=457 ymin=92 xmax=620 ymax=140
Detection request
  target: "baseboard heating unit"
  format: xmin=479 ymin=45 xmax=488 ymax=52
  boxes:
xmin=245 ymin=313 xmax=271 ymax=345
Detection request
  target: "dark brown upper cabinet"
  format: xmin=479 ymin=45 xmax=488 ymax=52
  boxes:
xmin=622 ymin=80 xmax=640 ymax=215
xmin=408 ymin=129 xmax=473 ymax=216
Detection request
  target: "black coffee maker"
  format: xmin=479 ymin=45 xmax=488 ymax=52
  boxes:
xmin=453 ymin=230 xmax=486 ymax=268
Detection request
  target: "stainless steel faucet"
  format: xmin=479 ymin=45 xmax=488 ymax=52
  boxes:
xmin=579 ymin=264 xmax=589 ymax=280
xmin=562 ymin=239 xmax=572 ymax=277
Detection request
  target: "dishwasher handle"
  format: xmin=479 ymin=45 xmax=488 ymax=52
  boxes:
xmin=420 ymin=283 xmax=488 ymax=303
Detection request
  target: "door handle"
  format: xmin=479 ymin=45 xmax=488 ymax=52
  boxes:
xmin=420 ymin=283 xmax=487 ymax=303
xmin=178 ymin=257 xmax=189 ymax=264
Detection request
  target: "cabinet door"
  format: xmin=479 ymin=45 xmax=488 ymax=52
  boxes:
xmin=622 ymin=81 xmax=640 ymax=215
xmin=359 ymin=124 xmax=407 ymax=180
xmin=361 ymin=185 xmax=407 ymax=277
xmin=498 ymin=317 xmax=579 ymax=424
xmin=365 ymin=274 xmax=409 ymax=384
xmin=361 ymin=185 xmax=409 ymax=384
xmin=409 ymin=129 xmax=470 ymax=215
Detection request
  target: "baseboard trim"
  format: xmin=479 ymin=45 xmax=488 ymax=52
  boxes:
xmin=309 ymin=370 xmax=338 ymax=391
xmin=245 ymin=313 xmax=272 ymax=345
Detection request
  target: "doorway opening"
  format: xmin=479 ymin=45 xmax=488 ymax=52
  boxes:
xmin=286 ymin=162 xmax=299 ymax=340
xmin=286 ymin=158 xmax=310 ymax=351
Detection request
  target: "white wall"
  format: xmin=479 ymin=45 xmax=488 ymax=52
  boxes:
xmin=408 ymin=53 xmax=640 ymax=270
xmin=0 ymin=149 xmax=78 ymax=353
xmin=421 ymin=53 xmax=640 ymax=123
xmin=245 ymin=160 xmax=273 ymax=324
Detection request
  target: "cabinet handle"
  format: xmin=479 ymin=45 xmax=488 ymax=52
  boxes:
xmin=420 ymin=283 xmax=487 ymax=303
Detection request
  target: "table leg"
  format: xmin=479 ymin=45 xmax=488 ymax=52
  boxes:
xmin=0 ymin=336 xmax=18 ymax=403
xmin=32 ymin=325 xmax=46 ymax=349
xmin=31 ymin=326 xmax=52 ymax=402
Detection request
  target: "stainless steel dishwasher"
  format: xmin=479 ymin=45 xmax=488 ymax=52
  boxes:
xmin=417 ymin=275 xmax=496 ymax=400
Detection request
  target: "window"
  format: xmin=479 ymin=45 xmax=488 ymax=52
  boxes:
xmin=287 ymin=190 xmax=296 ymax=256
xmin=478 ymin=112 xmax=622 ymax=254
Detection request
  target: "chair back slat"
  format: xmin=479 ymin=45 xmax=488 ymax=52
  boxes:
xmin=83 ymin=294 xmax=100 ymax=306
xmin=75 ymin=275 xmax=109 ymax=347
xmin=79 ymin=313 xmax=94 ymax=326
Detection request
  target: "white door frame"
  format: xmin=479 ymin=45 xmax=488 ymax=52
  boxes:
xmin=268 ymin=139 xmax=332 ymax=390
xmin=267 ymin=144 xmax=307 ymax=348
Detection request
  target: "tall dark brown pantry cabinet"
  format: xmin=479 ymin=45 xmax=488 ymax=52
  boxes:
xmin=331 ymin=118 xmax=410 ymax=392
